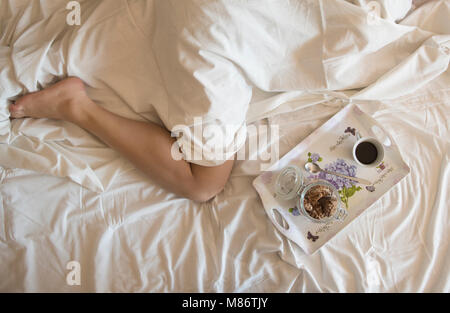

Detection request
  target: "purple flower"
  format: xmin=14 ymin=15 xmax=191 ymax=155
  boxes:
xmin=311 ymin=153 xmax=320 ymax=163
xmin=309 ymin=159 xmax=358 ymax=190
xmin=376 ymin=162 xmax=386 ymax=173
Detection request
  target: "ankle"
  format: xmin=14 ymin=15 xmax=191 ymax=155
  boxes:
xmin=63 ymin=95 xmax=97 ymax=125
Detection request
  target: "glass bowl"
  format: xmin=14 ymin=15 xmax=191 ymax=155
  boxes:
xmin=298 ymin=180 xmax=346 ymax=223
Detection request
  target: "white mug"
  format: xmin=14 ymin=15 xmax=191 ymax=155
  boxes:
xmin=352 ymin=136 xmax=384 ymax=167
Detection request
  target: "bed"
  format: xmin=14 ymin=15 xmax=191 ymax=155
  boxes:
xmin=0 ymin=0 xmax=448 ymax=292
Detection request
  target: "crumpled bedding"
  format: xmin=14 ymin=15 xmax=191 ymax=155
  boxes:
xmin=1 ymin=0 xmax=449 ymax=186
xmin=0 ymin=0 xmax=449 ymax=292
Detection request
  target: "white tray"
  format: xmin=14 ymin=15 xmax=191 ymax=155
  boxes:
xmin=253 ymin=103 xmax=410 ymax=255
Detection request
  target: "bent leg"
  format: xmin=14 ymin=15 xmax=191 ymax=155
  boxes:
xmin=9 ymin=77 xmax=234 ymax=202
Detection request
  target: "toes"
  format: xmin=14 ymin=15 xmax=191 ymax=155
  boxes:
xmin=9 ymin=102 xmax=26 ymax=119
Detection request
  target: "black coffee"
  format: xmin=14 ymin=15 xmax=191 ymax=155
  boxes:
xmin=355 ymin=142 xmax=378 ymax=164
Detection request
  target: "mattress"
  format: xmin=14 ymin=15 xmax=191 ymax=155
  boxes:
xmin=0 ymin=0 xmax=449 ymax=292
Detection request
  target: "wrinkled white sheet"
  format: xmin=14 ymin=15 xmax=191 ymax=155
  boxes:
xmin=0 ymin=0 xmax=449 ymax=292
xmin=1 ymin=0 xmax=449 ymax=183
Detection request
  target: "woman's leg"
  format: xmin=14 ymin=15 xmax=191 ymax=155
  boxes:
xmin=9 ymin=77 xmax=234 ymax=202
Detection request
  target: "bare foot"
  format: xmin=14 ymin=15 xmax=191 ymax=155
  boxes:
xmin=9 ymin=77 xmax=90 ymax=122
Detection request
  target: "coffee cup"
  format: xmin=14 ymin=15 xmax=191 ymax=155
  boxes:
xmin=352 ymin=136 xmax=384 ymax=167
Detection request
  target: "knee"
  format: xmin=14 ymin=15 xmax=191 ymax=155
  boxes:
xmin=186 ymin=183 xmax=225 ymax=203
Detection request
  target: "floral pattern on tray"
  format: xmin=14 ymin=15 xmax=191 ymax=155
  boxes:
xmin=306 ymin=155 xmax=362 ymax=210
xmin=252 ymin=103 xmax=411 ymax=255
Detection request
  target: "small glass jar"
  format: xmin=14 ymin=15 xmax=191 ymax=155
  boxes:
xmin=275 ymin=166 xmax=347 ymax=223
xmin=275 ymin=166 xmax=304 ymax=200
xmin=299 ymin=180 xmax=346 ymax=223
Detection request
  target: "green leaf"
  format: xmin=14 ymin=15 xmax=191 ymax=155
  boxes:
xmin=318 ymin=157 xmax=323 ymax=162
xmin=289 ymin=208 xmax=293 ymax=213
xmin=343 ymin=186 xmax=354 ymax=198
xmin=307 ymin=158 xmax=312 ymax=163
xmin=308 ymin=152 xmax=311 ymax=157
xmin=347 ymin=188 xmax=356 ymax=198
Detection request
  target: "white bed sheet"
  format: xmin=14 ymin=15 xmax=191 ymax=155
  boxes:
xmin=1 ymin=80 xmax=448 ymax=292
xmin=0 ymin=0 xmax=449 ymax=292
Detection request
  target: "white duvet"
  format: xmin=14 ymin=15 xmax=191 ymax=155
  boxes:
xmin=0 ymin=0 xmax=449 ymax=292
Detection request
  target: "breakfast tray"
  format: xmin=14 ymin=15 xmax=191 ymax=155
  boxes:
xmin=253 ymin=103 xmax=410 ymax=254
